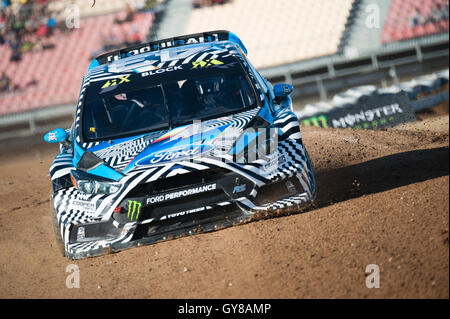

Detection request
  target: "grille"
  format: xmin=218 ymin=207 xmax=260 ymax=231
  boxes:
xmin=132 ymin=203 xmax=242 ymax=240
xmin=140 ymin=190 xmax=230 ymax=220
xmin=127 ymin=167 xmax=232 ymax=196
xmin=152 ymin=171 xmax=203 ymax=192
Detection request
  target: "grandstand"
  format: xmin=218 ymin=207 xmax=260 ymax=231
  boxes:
xmin=341 ymin=0 xmax=393 ymax=58
xmin=0 ymin=0 xmax=448 ymax=139
xmin=382 ymin=0 xmax=449 ymax=43
xmin=6 ymin=0 xmax=149 ymax=18
xmin=48 ymin=0 xmax=148 ymax=18
xmin=0 ymin=1 xmax=156 ymax=116
xmin=184 ymin=0 xmax=355 ymax=69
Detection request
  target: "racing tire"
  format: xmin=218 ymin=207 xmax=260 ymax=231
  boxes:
xmin=50 ymin=194 xmax=66 ymax=256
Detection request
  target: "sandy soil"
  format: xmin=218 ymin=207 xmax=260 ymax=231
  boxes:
xmin=0 ymin=115 xmax=448 ymax=299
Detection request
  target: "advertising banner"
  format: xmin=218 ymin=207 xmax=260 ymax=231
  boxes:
xmin=300 ymin=93 xmax=416 ymax=129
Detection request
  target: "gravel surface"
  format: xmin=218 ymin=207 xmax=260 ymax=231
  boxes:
xmin=0 ymin=115 xmax=448 ymax=298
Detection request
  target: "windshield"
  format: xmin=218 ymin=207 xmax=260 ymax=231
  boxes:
xmin=81 ymin=61 xmax=258 ymax=142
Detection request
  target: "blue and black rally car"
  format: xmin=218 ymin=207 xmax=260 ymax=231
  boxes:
xmin=44 ymin=31 xmax=316 ymax=259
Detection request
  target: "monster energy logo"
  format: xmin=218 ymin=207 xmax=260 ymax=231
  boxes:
xmin=127 ymin=200 xmax=142 ymax=221
xmin=301 ymin=115 xmax=328 ymax=128
xmin=330 ymin=104 xmax=404 ymax=128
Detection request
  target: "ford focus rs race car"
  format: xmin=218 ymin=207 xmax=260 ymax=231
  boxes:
xmin=44 ymin=31 xmax=316 ymax=259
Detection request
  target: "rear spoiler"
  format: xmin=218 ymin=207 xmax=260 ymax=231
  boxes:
xmin=89 ymin=30 xmax=247 ymax=69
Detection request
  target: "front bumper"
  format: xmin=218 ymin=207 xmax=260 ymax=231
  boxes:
xmin=65 ymin=172 xmax=314 ymax=260
xmin=66 ymin=190 xmax=314 ymax=259
xmin=62 ymin=149 xmax=316 ymax=259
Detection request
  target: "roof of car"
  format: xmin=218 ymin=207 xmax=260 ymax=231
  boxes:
xmin=85 ymin=40 xmax=241 ymax=80
xmin=86 ymin=30 xmax=247 ymax=75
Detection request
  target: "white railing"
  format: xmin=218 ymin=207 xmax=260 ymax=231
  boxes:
xmin=0 ymin=104 xmax=74 ymax=141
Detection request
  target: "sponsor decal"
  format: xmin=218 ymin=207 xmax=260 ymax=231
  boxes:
xmin=301 ymin=115 xmax=328 ymax=128
xmin=48 ymin=132 xmax=58 ymax=141
xmin=100 ymin=75 xmax=131 ymax=93
xmin=76 ymin=193 xmax=92 ymax=201
xmin=136 ymin=144 xmax=215 ymax=166
xmin=77 ymin=227 xmax=85 ymax=241
xmin=141 ymin=65 xmax=183 ymax=77
xmin=146 ymin=183 xmax=217 ymax=205
xmin=160 ymin=207 xmax=207 ymax=220
xmin=285 ymin=180 xmax=297 ymax=194
xmin=330 ymin=103 xmax=403 ymax=129
xmin=107 ymin=55 xmax=159 ymax=74
xmin=127 ymin=200 xmax=142 ymax=221
xmin=191 ymin=59 xmax=224 ymax=69
xmin=151 ymin=124 xmax=193 ymax=144
xmin=102 ymin=33 xmax=221 ymax=63
xmin=232 ymin=184 xmax=246 ymax=194
xmin=263 ymin=153 xmax=285 ymax=173
xmin=300 ymin=93 xmax=416 ymax=130
xmin=94 ymin=138 xmax=150 ymax=159
xmin=71 ymin=200 xmax=96 ymax=212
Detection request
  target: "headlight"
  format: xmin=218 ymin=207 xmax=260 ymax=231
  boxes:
xmin=78 ymin=180 xmax=122 ymax=194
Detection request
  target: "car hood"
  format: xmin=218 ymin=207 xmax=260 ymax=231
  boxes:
xmin=84 ymin=108 xmax=261 ymax=175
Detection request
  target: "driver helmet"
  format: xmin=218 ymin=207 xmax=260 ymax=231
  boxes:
xmin=195 ymin=76 xmax=225 ymax=109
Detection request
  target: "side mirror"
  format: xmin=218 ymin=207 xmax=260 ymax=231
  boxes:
xmin=273 ymin=84 xmax=293 ymax=98
xmin=44 ymin=128 xmax=68 ymax=144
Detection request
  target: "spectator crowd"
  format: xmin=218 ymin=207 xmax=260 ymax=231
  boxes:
xmin=192 ymin=0 xmax=231 ymax=9
xmin=0 ymin=0 xmax=64 ymax=65
xmin=0 ymin=72 xmax=15 ymax=94
xmin=90 ymin=0 xmax=162 ymax=60
xmin=0 ymin=0 xmax=161 ymax=96
xmin=409 ymin=0 xmax=449 ymax=28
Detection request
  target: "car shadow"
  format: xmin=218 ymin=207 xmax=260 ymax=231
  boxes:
xmin=312 ymin=147 xmax=449 ymax=209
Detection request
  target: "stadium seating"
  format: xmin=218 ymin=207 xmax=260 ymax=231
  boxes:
xmin=2 ymin=0 xmax=448 ymax=118
xmin=6 ymin=0 xmax=148 ymax=18
xmin=381 ymin=0 xmax=449 ymax=43
xmin=48 ymin=0 xmax=151 ymax=19
xmin=184 ymin=0 xmax=355 ymax=69
xmin=0 ymin=11 xmax=154 ymax=116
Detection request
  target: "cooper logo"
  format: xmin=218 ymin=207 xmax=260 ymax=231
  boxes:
xmin=71 ymin=200 xmax=95 ymax=212
xmin=136 ymin=144 xmax=214 ymax=166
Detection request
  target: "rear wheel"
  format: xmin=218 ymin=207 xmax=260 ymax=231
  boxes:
xmin=50 ymin=194 xmax=66 ymax=256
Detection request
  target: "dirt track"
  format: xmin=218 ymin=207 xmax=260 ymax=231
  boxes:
xmin=0 ymin=115 xmax=448 ymax=298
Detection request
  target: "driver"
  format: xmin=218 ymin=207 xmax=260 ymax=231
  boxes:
xmin=111 ymin=89 xmax=166 ymax=131
xmin=194 ymin=76 xmax=226 ymax=111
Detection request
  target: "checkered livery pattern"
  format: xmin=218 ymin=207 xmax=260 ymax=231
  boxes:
xmin=48 ymin=39 xmax=316 ymax=259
